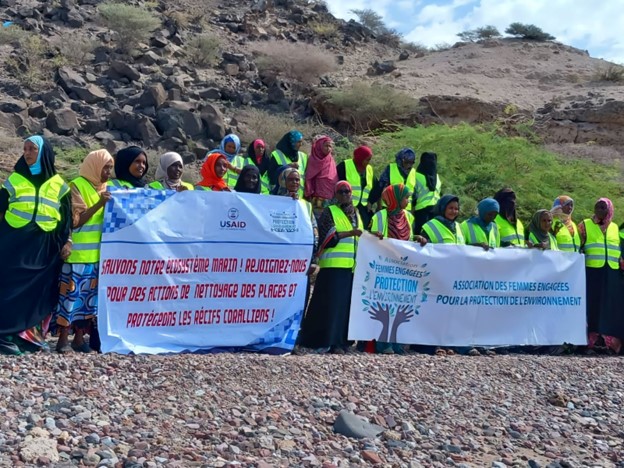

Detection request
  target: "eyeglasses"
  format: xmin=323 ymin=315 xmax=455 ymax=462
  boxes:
xmin=337 ymin=189 xmax=351 ymax=195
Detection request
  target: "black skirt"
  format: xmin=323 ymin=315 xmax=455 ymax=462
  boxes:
xmin=586 ymin=266 xmax=624 ymax=339
xmin=298 ymin=267 xmax=354 ymax=348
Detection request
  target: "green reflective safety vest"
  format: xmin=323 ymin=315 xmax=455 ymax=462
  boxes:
xmin=67 ymin=177 xmax=104 ymax=264
xmin=107 ymin=179 xmax=133 ymax=189
xmin=370 ymin=209 xmax=414 ymax=240
xmin=225 ymin=155 xmax=255 ymax=189
xmin=344 ymin=159 xmax=373 ymax=207
xmin=495 ymin=215 xmax=525 ymax=247
xmin=460 ymin=219 xmax=500 ymax=248
xmin=422 ymin=218 xmax=465 ymax=244
xmin=148 ymin=181 xmax=194 ymax=190
xmin=583 ymin=220 xmax=620 ymax=269
xmin=194 ymin=185 xmax=212 ymax=191
xmin=2 ymin=172 xmax=69 ymax=232
xmin=271 ymin=150 xmax=308 ymax=197
xmin=528 ymin=232 xmax=560 ymax=251
xmin=413 ymin=173 xmax=441 ymax=211
xmin=388 ymin=163 xmax=416 ymax=210
xmin=552 ymin=219 xmax=580 ymax=252
xmin=319 ymin=205 xmax=363 ymax=270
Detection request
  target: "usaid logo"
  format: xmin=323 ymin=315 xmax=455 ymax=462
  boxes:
xmin=220 ymin=207 xmax=246 ymax=230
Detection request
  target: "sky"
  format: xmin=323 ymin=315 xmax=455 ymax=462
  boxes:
xmin=325 ymin=0 xmax=624 ymax=64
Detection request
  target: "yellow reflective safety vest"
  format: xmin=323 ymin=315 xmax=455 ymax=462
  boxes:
xmin=413 ymin=173 xmax=441 ymax=211
xmin=148 ymin=181 xmax=194 ymax=190
xmin=67 ymin=177 xmax=105 ymax=264
xmin=271 ymin=150 xmax=308 ymax=197
xmin=552 ymin=219 xmax=580 ymax=252
xmin=422 ymin=218 xmax=465 ymax=244
xmin=528 ymin=232 xmax=560 ymax=251
xmin=582 ymin=220 xmax=620 ymax=269
xmin=194 ymin=186 xmax=212 ymax=191
xmin=107 ymin=179 xmax=133 ymax=189
xmin=344 ymin=159 xmax=373 ymax=207
xmin=2 ymin=172 xmax=69 ymax=232
xmin=370 ymin=209 xmax=414 ymax=240
xmin=388 ymin=163 xmax=416 ymax=210
xmin=460 ymin=219 xmax=500 ymax=248
xmin=495 ymin=215 xmax=525 ymax=247
xmin=319 ymin=205 xmax=363 ymax=270
xmin=225 ymin=155 xmax=255 ymax=189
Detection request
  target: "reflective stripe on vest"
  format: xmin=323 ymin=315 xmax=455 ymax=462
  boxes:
xmin=107 ymin=179 xmax=133 ymax=189
xmin=370 ymin=209 xmax=414 ymax=239
xmin=528 ymin=232 xmax=560 ymax=251
xmin=271 ymin=150 xmax=308 ymax=197
xmin=583 ymin=220 xmax=620 ymax=269
xmin=460 ymin=219 xmax=499 ymax=248
xmin=345 ymin=159 xmax=373 ymax=206
xmin=414 ymin=173 xmax=441 ymax=211
xmin=194 ymin=186 xmax=212 ymax=191
xmin=319 ymin=205 xmax=363 ymax=269
xmin=2 ymin=173 xmax=69 ymax=231
xmin=423 ymin=218 xmax=465 ymax=244
xmin=225 ymin=155 xmax=255 ymax=188
xmin=148 ymin=181 xmax=194 ymax=190
xmin=388 ymin=163 xmax=416 ymax=210
xmin=553 ymin=220 xmax=580 ymax=252
xmin=67 ymin=177 xmax=104 ymax=263
xmin=495 ymin=215 xmax=525 ymax=247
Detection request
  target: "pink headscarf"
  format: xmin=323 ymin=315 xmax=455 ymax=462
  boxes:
xmin=595 ymin=197 xmax=614 ymax=226
xmin=304 ymin=135 xmax=338 ymax=200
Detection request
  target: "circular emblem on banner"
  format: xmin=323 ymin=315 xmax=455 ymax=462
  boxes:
xmin=227 ymin=208 xmax=239 ymax=220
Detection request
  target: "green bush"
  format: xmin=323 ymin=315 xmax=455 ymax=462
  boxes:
xmin=324 ymin=82 xmax=418 ymax=132
xmin=309 ymin=21 xmax=340 ymax=40
xmin=505 ymin=23 xmax=555 ymax=41
xmin=351 ymin=8 xmax=402 ymax=47
xmin=457 ymin=25 xmax=501 ymax=42
xmin=98 ymin=2 xmax=161 ymax=51
xmin=186 ymin=34 xmax=220 ymax=67
xmin=0 ymin=25 xmax=30 ymax=45
xmin=369 ymin=124 xmax=623 ymax=221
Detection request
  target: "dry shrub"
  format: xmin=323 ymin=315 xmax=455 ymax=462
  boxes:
xmin=309 ymin=21 xmax=339 ymax=40
xmin=0 ymin=25 xmax=30 ymax=45
xmin=594 ymin=64 xmax=624 ymax=83
xmin=323 ymin=81 xmax=418 ymax=131
xmin=186 ymin=34 xmax=220 ymax=67
xmin=5 ymin=35 xmax=53 ymax=90
xmin=50 ymin=34 xmax=98 ymax=67
xmin=400 ymin=41 xmax=428 ymax=56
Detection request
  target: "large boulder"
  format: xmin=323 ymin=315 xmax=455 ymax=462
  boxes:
xmin=109 ymin=61 xmax=141 ymax=82
xmin=109 ymin=108 xmax=161 ymax=146
xmin=46 ymin=108 xmax=79 ymax=135
xmin=139 ymin=83 xmax=167 ymax=109
xmin=57 ymin=67 xmax=86 ymax=92
xmin=73 ymin=84 xmax=107 ymax=104
xmin=333 ymin=411 xmax=384 ymax=439
xmin=156 ymin=103 xmax=203 ymax=139
xmin=200 ymin=103 xmax=225 ymax=141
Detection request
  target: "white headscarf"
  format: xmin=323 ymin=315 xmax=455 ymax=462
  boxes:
xmin=155 ymin=152 xmax=183 ymax=189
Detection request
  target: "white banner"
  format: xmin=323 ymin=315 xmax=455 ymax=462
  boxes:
xmin=349 ymin=233 xmax=587 ymax=346
xmin=98 ymin=190 xmax=313 ymax=354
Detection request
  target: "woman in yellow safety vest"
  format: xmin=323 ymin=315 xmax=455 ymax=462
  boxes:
xmin=268 ymin=130 xmax=307 ymax=195
xmin=0 ymin=136 xmax=72 ymax=355
xmin=413 ymin=152 xmax=442 ymax=234
xmin=298 ymin=181 xmax=363 ymax=354
xmin=246 ymin=139 xmax=270 ymax=194
xmin=56 ymin=150 xmax=114 ymax=354
xmin=196 ymin=153 xmax=230 ymax=192
xmin=108 ymin=146 xmax=148 ymax=189
xmin=421 ymin=195 xmax=465 ymax=245
xmin=233 ymin=165 xmax=262 ymax=194
xmin=579 ymin=198 xmax=623 ymax=354
xmin=205 ymin=134 xmax=246 ymax=189
xmin=378 ymin=148 xmax=417 ymax=209
xmin=550 ymin=195 xmax=580 ymax=252
xmin=493 ymin=187 xmax=525 ymax=247
xmin=148 ymin=152 xmax=194 ymax=191
xmin=527 ymin=209 xmax=559 ymax=250
xmin=336 ymin=145 xmax=380 ymax=230
xmin=461 ymin=198 xmax=500 ymax=250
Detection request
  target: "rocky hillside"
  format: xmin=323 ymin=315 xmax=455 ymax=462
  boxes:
xmin=0 ymin=0 xmax=622 ymax=178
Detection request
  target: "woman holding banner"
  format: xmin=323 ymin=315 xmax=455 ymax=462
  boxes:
xmin=298 ymin=181 xmax=362 ymax=354
xmin=196 ymin=153 xmax=230 ymax=192
xmin=421 ymin=195 xmax=465 ymax=245
xmin=148 ymin=152 xmax=194 ymax=191
xmin=579 ymin=198 xmax=623 ymax=354
xmin=109 ymin=146 xmax=148 ymax=189
xmin=527 ymin=210 xmax=559 ymax=250
xmin=233 ymin=165 xmax=262 ymax=194
xmin=55 ymin=150 xmax=114 ymax=354
xmin=494 ymin=188 xmax=525 ymax=247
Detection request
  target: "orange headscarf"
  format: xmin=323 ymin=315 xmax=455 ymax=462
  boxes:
xmin=198 ymin=153 xmax=228 ymax=191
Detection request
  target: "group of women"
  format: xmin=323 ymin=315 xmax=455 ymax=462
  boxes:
xmin=0 ymin=132 xmax=622 ymax=356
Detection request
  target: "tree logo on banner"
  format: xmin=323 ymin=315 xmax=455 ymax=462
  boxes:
xmin=360 ymin=255 xmax=430 ymax=343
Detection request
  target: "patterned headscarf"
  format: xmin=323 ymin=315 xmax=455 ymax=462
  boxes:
xmin=273 ymin=166 xmax=299 ymax=197
xmin=551 ymin=195 xmax=574 ymax=232
xmin=594 ymin=197 xmax=614 ymax=226
xmin=275 ymin=130 xmax=303 ymax=162
xmin=80 ymin=149 xmax=113 ymax=193
xmin=381 ymin=184 xmax=410 ymax=216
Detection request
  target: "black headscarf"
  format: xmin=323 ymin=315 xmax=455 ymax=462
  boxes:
xmin=234 ymin=165 xmax=261 ymax=194
xmin=115 ymin=146 xmax=148 ymax=188
xmin=529 ymin=209 xmax=551 ymax=245
xmin=247 ymin=141 xmax=269 ymax=175
xmin=15 ymin=136 xmax=57 ymax=187
xmin=275 ymin=131 xmax=302 ymax=162
xmin=494 ymin=188 xmax=517 ymax=222
xmin=416 ymin=152 xmax=437 ymax=192
xmin=434 ymin=194 xmax=460 ymax=232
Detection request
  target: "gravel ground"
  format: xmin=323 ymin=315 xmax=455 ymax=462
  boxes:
xmin=1 ymin=352 xmax=623 ymax=467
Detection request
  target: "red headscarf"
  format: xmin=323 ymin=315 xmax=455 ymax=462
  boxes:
xmin=305 ymin=135 xmax=338 ymax=200
xmin=353 ymin=146 xmax=373 ymax=172
xmin=198 ymin=153 xmax=228 ymax=191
